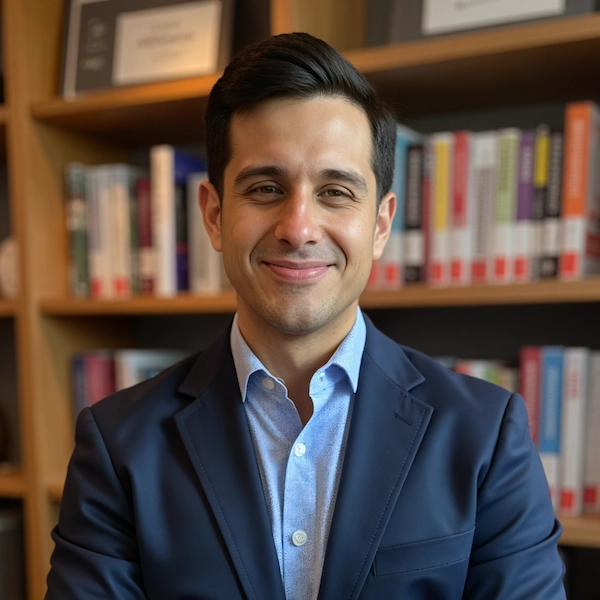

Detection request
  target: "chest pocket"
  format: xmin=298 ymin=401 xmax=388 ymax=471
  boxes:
xmin=373 ymin=527 xmax=475 ymax=577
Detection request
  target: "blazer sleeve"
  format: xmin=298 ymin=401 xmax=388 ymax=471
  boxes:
xmin=45 ymin=407 xmax=147 ymax=600
xmin=463 ymin=393 xmax=566 ymax=599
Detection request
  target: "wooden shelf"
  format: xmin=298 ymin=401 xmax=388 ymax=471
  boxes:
xmin=560 ymin=515 xmax=600 ymax=549
xmin=346 ymin=13 xmax=600 ymax=116
xmin=38 ymin=279 xmax=600 ymax=316
xmin=0 ymin=299 xmax=17 ymax=317
xmin=0 ymin=466 xmax=25 ymax=498
xmin=46 ymin=481 xmax=64 ymax=504
xmin=30 ymin=74 xmax=219 ymax=145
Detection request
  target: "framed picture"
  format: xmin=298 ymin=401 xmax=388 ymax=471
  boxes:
xmin=61 ymin=0 xmax=234 ymax=98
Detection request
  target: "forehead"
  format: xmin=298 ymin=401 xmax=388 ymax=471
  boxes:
xmin=227 ymin=96 xmax=374 ymax=178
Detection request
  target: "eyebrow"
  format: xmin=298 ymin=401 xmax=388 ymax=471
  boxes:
xmin=233 ymin=165 xmax=369 ymax=195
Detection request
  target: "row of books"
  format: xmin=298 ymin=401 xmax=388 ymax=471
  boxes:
xmin=368 ymin=100 xmax=600 ymax=289
xmin=452 ymin=347 xmax=600 ymax=517
xmin=65 ymin=145 xmax=227 ymax=299
xmin=72 ymin=349 xmax=188 ymax=416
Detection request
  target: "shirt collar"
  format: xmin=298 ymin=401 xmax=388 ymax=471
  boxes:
xmin=230 ymin=309 xmax=367 ymax=402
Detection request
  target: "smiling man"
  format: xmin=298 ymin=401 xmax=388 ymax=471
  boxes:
xmin=46 ymin=33 xmax=566 ymax=600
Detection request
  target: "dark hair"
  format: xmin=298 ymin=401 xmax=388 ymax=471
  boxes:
xmin=204 ymin=32 xmax=397 ymax=202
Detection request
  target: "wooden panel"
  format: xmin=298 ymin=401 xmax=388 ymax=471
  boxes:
xmin=560 ymin=515 xmax=600 ymax=549
xmin=0 ymin=467 xmax=25 ymax=498
xmin=0 ymin=300 xmax=16 ymax=317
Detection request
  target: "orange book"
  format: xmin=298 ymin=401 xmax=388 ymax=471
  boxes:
xmin=560 ymin=101 xmax=600 ymax=280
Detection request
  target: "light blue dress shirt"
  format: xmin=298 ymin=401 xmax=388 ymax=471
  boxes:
xmin=230 ymin=310 xmax=366 ymax=600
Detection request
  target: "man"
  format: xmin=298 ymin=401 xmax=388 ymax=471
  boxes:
xmin=46 ymin=33 xmax=566 ymax=599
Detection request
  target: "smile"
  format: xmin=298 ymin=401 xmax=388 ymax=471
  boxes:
xmin=263 ymin=261 xmax=331 ymax=282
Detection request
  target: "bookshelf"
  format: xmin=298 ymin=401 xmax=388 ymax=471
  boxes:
xmin=2 ymin=0 xmax=600 ymax=597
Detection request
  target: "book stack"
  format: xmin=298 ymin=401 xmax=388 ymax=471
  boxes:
xmin=64 ymin=145 xmax=226 ymax=299
xmin=72 ymin=348 xmax=188 ymax=416
xmin=368 ymin=100 xmax=600 ymax=289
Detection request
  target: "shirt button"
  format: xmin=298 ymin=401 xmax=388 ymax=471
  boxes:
xmin=292 ymin=530 xmax=308 ymax=546
xmin=262 ymin=377 xmax=275 ymax=390
xmin=294 ymin=443 xmax=306 ymax=457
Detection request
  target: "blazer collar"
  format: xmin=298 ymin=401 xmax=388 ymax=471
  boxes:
xmin=175 ymin=316 xmax=432 ymax=600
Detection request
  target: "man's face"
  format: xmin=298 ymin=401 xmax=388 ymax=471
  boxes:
xmin=201 ymin=96 xmax=394 ymax=340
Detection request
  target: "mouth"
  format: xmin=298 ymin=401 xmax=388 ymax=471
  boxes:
xmin=263 ymin=260 xmax=332 ymax=282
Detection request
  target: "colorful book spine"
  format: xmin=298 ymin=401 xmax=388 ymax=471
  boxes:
xmin=519 ymin=346 xmax=542 ymax=447
xmin=540 ymin=131 xmax=564 ymax=279
xmin=428 ymin=132 xmax=453 ymax=286
xmin=187 ymin=172 xmax=222 ymax=294
xmin=64 ymin=162 xmax=90 ymax=297
xmin=403 ymin=145 xmax=425 ymax=283
xmin=136 ymin=177 xmax=155 ymax=294
xmin=559 ymin=347 xmax=590 ymax=516
xmin=470 ymin=131 xmax=497 ymax=284
xmin=492 ymin=128 xmax=520 ymax=284
xmin=84 ymin=351 xmax=116 ymax=407
xmin=174 ymin=184 xmax=189 ymax=291
xmin=450 ymin=131 xmax=475 ymax=286
xmin=532 ymin=125 xmax=551 ymax=280
xmin=539 ymin=345 xmax=564 ymax=511
xmin=560 ymin=101 xmax=600 ymax=280
xmin=584 ymin=351 xmax=600 ymax=513
xmin=513 ymin=130 xmax=535 ymax=283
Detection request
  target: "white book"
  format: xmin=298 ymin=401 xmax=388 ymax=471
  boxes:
xmin=559 ymin=347 xmax=590 ymax=517
xmin=151 ymin=145 xmax=178 ymax=297
xmin=584 ymin=351 xmax=600 ymax=513
xmin=470 ymin=131 xmax=497 ymax=284
xmin=86 ymin=165 xmax=113 ymax=299
xmin=114 ymin=349 xmax=188 ymax=391
xmin=187 ymin=172 xmax=222 ymax=294
xmin=492 ymin=128 xmax=520 ymax=284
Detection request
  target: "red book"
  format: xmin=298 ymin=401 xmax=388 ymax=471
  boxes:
xmin=519 ymin=346 xmax=542 ymax=447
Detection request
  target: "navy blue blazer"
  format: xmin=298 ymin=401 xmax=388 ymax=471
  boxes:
xmin=46 ymin=316 xmax=566 ymax=599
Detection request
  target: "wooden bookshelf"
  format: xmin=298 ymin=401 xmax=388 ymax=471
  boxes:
xmin=0 ymin=466 xmax=25 ymax=498
xmin=4 ymin=1 xmax=600 ymax=597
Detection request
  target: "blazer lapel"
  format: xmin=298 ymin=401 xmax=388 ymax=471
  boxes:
xmin=318 ymin=318 xmax=433 ymax=600
xmin=174 ymin=326 xmax=286 ymax=600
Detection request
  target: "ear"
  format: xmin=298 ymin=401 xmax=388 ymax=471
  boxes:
xmin=372 ymin=191 xmax=396 ymax=261
xmin=199 ymin=180 xmax=223 ymax=252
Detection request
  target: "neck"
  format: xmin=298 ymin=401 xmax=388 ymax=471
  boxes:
xmin=236 ymin=304 xmax=358 ymax=424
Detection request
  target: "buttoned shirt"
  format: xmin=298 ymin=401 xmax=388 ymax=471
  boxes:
xmin=230 ymin=310 xmax=366 ymax=600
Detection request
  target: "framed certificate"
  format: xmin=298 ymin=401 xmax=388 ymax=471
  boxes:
xmin=61 ymin=0 xmax=234 ymax=98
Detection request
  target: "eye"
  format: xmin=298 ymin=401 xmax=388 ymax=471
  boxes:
xmin=319 ymin=187 xmax=353 ymax=201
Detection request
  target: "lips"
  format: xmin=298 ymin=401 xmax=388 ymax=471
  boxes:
xmin=264 ymin=260 xmax=331 ymax=281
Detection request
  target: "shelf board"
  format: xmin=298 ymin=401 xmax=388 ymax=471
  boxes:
xmin=0 ymin=299 xmax=17 ymax=317
xmin=47 ymin=481 xmax=64 ymax=504
xmin=0 ymin=466 xmax=25 ymax=498
xmin=560 ymin=514 xmax=600 ymax=548
xmin=40 ymin=292 xmax=238 ymax=315
xmin=30 ymin=74 xmax=219 ymax=145
xmin=345 ymin=12 xmax=600 ymax=116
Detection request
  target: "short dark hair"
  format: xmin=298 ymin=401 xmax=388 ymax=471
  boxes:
xmin=204 ymin=32 xmax=397 ymax=203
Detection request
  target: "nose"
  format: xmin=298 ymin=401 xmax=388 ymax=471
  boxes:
xmin=273 ymin=192 xmax=322 ymax=248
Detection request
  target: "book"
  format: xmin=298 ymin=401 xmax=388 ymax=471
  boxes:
xmin=513 ymin=130 xmax=536 ymax=283
xmin=64 ymin=162 xmax=90 ymax=297
xmin=428 ymin=132 xmax=453 ymax=286
xmin=403 ymin=145 xmax=426 ymax=283
xmin=114 ymin=349 xmax=187 ymax=390
xmin=72 ymin=351 xmax=116 ymax=417
xmin=540 ymin=131 xmax=564 ymax=279
xmin=150 ymin=145 xmax=205 ymax=296
xmin=539 ymin=345 xmax=564 ymax=511
xmin=559 ymin=347 xmax=590 ymax=516
xmin=378 ymin=124 xmax=423 ymax=288
xmin=187 ymin=172 xmax=223 ymax=294
xmin=450 ymin=131 xmax=475 ymax=286
xmin=86 ymin=165 xmax=113 ymax=299
xmin=519 ymin=346 xmax=543 ymax=447
xmin=532 ymin=124 xmax=551 ymax=280
xmin=470 ymin=131 xmax=497 ymax=284
xmin=492 ymin=128 xmax=520 ymax=284
xmin=584 ymin=351 xmax=600 ymax=512
xmin=136 ymin=177 xmax=155 ymax=294
xmin=560 ymin=101 xmax=600 ymax=280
